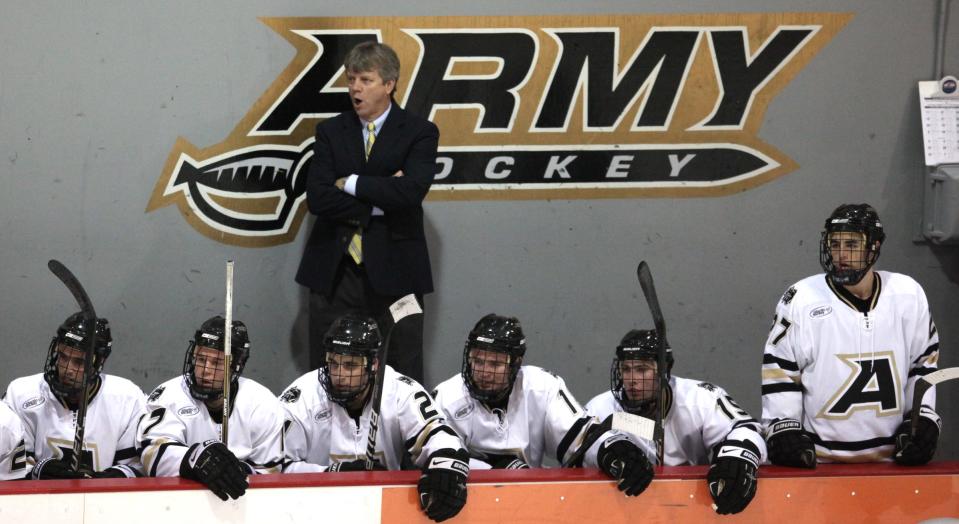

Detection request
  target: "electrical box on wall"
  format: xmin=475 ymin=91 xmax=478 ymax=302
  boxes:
xmin=923 ymin=164 xmax=959 ymax=244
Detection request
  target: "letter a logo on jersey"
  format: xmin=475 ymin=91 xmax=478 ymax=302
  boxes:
xmin=818 ymin=351 xmax=901 ymax=420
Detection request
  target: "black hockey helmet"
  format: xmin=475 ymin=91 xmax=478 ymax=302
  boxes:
xmin=611 ymin=329 xmax=672 ymax=416
xmin=461 ymin=313 xmax=526 ymax=404
xmin=183 ymin=315 xmax=250 ymax=402
xmin=44 ymin=312 xmax=112 ymax=396
xmin=819 ymin=203 xmax=885 ymax=286
xmin=319 ymin=314 xmax=381 ymax=406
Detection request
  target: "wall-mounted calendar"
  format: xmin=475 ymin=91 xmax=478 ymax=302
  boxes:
xmin=919 ymin=77 xmax=959 ymax=166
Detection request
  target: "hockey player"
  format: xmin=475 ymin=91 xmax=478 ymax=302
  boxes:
xmin=432 ymin=314 xmax=655 ymax=497
xmin=762 ymin=204 xmax=940 ymax=467
xmin=281 ymin=314 xmax=468 ymax=523
xmin=139 ymin=316 xmax=285 ymax=501
xmin=0 ymin=401 xmax=28 ymax=480
xmin=4 ymin=313 xmax=144 ymax=479
xmin=586 ymin=329 xmax=766 ymax=515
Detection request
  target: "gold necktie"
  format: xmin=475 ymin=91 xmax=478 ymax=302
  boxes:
xmin=365 ymin=121 xmax=376 ymax=159
xmin=348 ymin=122 xmax=376 ymax=264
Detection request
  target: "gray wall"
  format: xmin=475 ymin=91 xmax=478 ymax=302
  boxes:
xmin=2 ymin=1 xmax=957 ymax=459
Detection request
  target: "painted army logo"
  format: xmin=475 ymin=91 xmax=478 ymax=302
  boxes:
xmin=147 ymin=13 xmax=851 ymax=246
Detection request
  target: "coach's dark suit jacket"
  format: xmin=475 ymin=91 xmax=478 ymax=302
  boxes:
xmin=296 ymin=104 xmax=437 ymax=297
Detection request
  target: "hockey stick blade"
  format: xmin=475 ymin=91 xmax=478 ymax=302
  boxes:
xmin=637 ymin=261 xmax=668 ymax=465
xmin=365 ymin=294 xmax=422 ymax=469
xmin=909 ymin=367 xmax=959 ymax=437
xmin=47 ymin=259 xmax=98 ymax=473
xmin=637 ymin=261 xmax=665 ymax=336
xmin=48 ymin=260 xmax=97 ymax=319
xmin=560 ymin=412 xmax=654 ymax=468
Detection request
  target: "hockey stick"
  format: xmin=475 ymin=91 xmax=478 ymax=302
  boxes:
xmin=221 ymin=260 xmax=234 ymax=446
xmin=365 ymin=294 xmax=422 ymax=470
xmin=47 ymin=259 xmax=97 ymax=473
xmin=561 ymin=412 xmax=655 ymax=467
xmin=637 ymin=261 xmax=668 ymax=466
xmin=909 ymin=367 xmax=959 ymax=437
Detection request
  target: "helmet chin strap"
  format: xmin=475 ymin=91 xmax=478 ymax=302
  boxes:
xmin=827 ymin=252 xmax=878 ymax=286
xmin=829 ymin=268 xmax=867 ymax=286
xmin=625 ymin=398 xmax=657 ymax=418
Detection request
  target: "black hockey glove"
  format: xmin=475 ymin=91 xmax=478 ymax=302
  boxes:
xmin=30 ymin=458 xmax=89 ymax=480
xmin=329 ymin=459 xmax=387 ymax=472
xmin=179 ymin=439 xmax=249 ymax=501
xmin=894 ymin=410 xmax=941 ymax=466
xmin=766 ymin=419 xmax=816 ymax=469
xmin=417 ymin=448 xmax=469 ymax=522
xmin=486 ymin=454 xmax=530 ymax=470
xmin=87 ymin=467 xmax=129 ymax=479
xmin=707 ymin=440 xmax=760 ymax=515
xmin=597 ymin=436 xmax=654 ymax=497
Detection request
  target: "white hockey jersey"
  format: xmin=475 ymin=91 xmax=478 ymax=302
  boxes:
xmin=139 ymin=376 xmax=285 ymax=477
xmin=433 ymin=366 xmax=652 ymax=469
xmin=281 ymin=366 xmax=464 ymax=473
xmin=0 ymin=400 xmax=28 ymax=480
xmin=761 ymin=271 xmax=939 ymax=462
xmin=3 ymin=373 xmax=144 ymax=477
xmin=586 ymin=376 xmax=767 ymax=466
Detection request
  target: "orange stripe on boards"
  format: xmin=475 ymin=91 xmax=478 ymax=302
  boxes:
xmin=381 ymin=474 xmax=959 ymax=523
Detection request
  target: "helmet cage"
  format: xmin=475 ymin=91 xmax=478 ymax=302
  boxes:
xmin=43 ymin=314 xmax=112 ymax=397
xmin=610 ymin=330 xmax=672 ymax=416
xmin=610 ymin=355 xmax=660 ymax=417
xmin=461 ymin=314 xmax=526 ymax=404
xmin=462 ymin=344 xmax=521 ymax=404
xmin=318 ymin=315 xmax=381 ymax=407
xmin=319 ymin=347 xmax=376 ymax=407
xmin=819 ymin=204 xmax=885 ymax=286
xmin=183 ymin=317 xmax=250 ymax=402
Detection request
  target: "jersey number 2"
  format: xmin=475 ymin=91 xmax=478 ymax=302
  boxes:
xmin=414 ymin=391 xmax=439 ymax=421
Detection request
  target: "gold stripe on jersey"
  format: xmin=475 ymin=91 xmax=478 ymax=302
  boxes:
xmin=816 ymin=448 xmax=893 ymax=463
xmin=408 ymin=419 xmax=443 ymax=461
xmin=141 ymin=436 xmax=174 ymax=474
xmin=329 ymin=451 xmax=387 ymax=465
xmin=762 ymin=369 xmax=799 ymax=382
xmin=919 ymin=352 xmax=939 ymax=367
xmin=815 ymin=351 xmax=902 ymax=420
